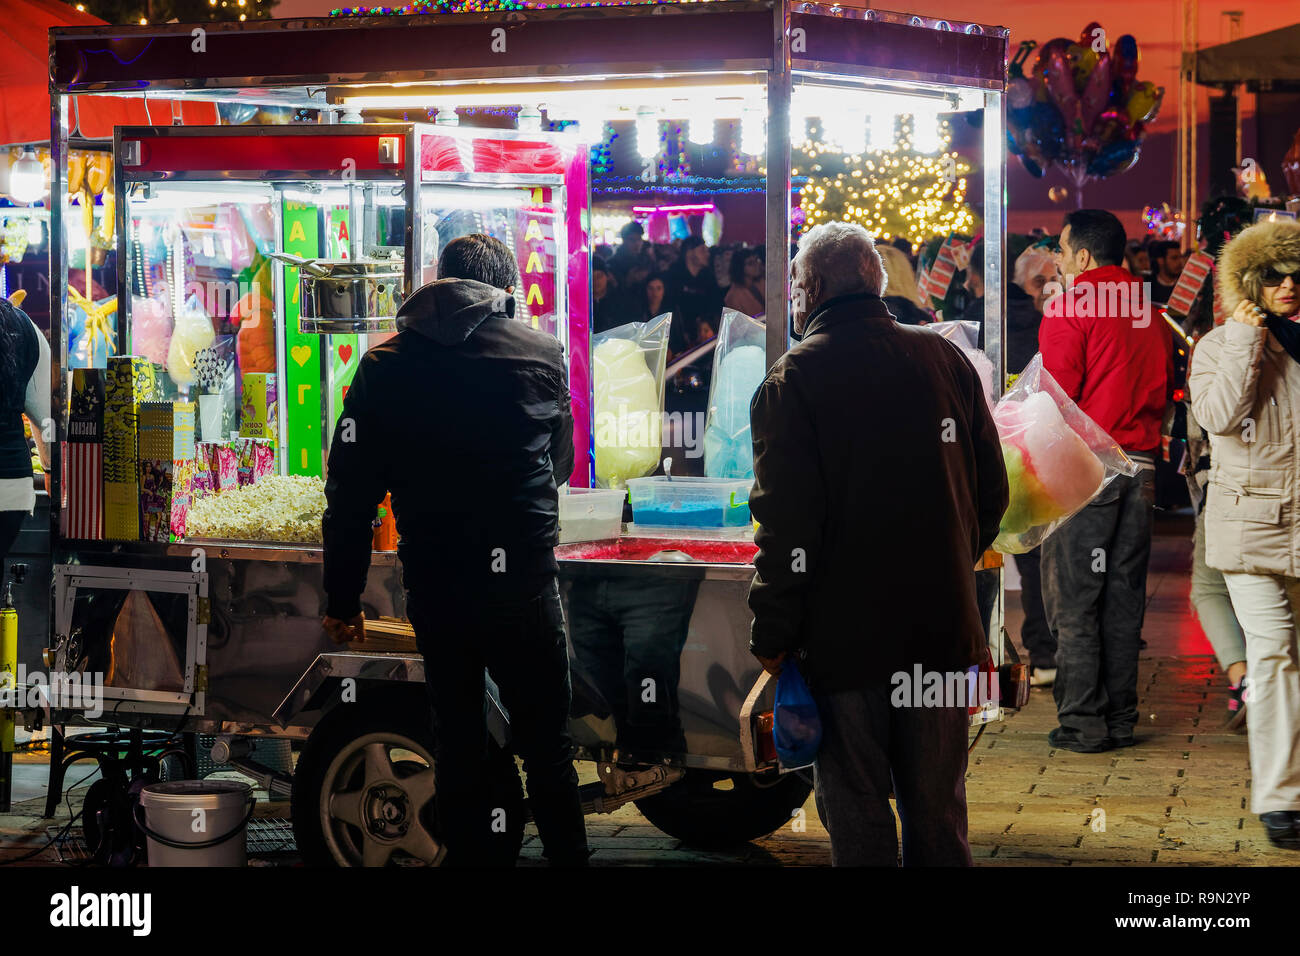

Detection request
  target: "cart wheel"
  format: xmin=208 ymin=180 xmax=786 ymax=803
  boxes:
xmin=290 ymin=698 xmax=524 ymax=867
xmin=633 ymin=768 xmax=813 ymax=847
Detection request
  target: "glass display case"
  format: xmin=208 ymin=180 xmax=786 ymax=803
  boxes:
xmin=83 ymin=123 xmax=590 ymax=547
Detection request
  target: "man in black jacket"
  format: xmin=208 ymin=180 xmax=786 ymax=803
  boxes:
xmin=748 ymin=222 xmax=1008 ymax=866
xmin=321 ymin=234 xmax=588 ymax=867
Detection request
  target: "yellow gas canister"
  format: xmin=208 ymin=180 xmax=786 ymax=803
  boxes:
xmin=0 ymin=591 xmax=16 ymax=811
xmin=1 ymin=600 xmax=16 ymax=756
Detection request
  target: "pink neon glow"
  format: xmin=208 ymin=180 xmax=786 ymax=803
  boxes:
xmin=630 ymin=203 xmax=717 ymax=213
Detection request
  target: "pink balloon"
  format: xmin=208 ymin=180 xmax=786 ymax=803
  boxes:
xmin=1080 ymin=53 xmax=1113 ymax=129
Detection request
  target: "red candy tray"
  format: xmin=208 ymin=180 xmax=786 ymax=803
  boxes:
xmin=555 ymin=536 xmax=757 ymax=565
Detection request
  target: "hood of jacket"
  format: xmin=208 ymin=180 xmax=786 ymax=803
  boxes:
xmin=395 ymin=277 xmax=515 ymax=346
xmin=1218 ymin=219 xmax=1300 ymax=314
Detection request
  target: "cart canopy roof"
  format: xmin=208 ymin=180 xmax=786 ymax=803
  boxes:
xmin=50 ymin=2 xmax=1006 ymax=101
xmin=1196 ymin=24 xmax=1300 ymax=92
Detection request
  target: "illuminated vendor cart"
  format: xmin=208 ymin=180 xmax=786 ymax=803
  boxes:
xmin=38 ymin=1 xmax=1013 ymax=865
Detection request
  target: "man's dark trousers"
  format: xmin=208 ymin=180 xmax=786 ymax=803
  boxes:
xmin=406 ymin=573 xmax=589 ymax=866
xmin=1041 ymin=467 xmax=1156 ymax=745
xmin=1015 ymin=546 xmax=1056 ymax=670
xmin=812 ymin=682 xmax=972 ymax=866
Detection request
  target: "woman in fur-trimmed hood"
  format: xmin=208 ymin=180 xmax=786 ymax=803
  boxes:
xmin=1189 ymin=215 xmax=1300 ymax=849
xmin=1217 ymin=217 xmax=1300 ymax=317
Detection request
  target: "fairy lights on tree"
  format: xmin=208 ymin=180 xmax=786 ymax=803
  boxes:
xmin=79 ymin=0 xmax=277 ymax=23
xmin=794 ymin=115 xmax=974 ymax=249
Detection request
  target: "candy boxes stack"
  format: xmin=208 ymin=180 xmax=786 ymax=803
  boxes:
xmin=63 ymin=369 xmax=105 ymax=540
xmin=137 ymin=401 xmax=196 ymax=542
xmin=104 ymin=357 xmax=162 ymax=540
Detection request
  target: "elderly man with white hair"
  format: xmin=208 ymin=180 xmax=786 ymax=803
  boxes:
xmin=747 ymin=221 xmax=1008 ymax=867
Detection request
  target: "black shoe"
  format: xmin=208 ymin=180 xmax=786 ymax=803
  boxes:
xmin=1260 ymin=812 xmax=1300 ymax=850
xmin=1048 ymin=727 xmax=1112 ymax=753
xmin=1108 ymin=735 xmax=1137 ymax=749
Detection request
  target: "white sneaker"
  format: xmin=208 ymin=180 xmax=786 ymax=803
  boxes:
xmin=1030 ymin=667 xmax=1057 ymax=688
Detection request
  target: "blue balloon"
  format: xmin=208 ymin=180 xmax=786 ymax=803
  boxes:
xmin=1029 ymin=102 xmax=1066 ymax=161
xmin=1086 ymin=139 xmax=1139 ymax=178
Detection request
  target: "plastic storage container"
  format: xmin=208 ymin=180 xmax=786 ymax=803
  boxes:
xmin=558 ymin=487 xmax=626 ymax=543
xmin=626 ymin=476 xmax=752 ymax=528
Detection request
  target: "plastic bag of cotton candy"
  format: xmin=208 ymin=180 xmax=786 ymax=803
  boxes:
xmin=924 ymin=319 xmax=996 ymax=413
xmin=703 ymin=309 xmax=768 ymax=480
xmin=992 ymin=355 xmax=1138 ymax=554
xmin=592 ymin=313 xmax=672 ymax=489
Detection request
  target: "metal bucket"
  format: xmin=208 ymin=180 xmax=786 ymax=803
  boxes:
xmin=137 ymin=780 xmax=255 ymax=867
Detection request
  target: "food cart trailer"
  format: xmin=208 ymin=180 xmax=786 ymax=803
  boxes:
xmin=33 ymin=1 xmax=1013 ymax=865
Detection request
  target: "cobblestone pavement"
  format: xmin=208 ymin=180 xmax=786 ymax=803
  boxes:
xmin=518 ymin=514 xmax=1298 ymax=866
xmin=4 ymin=515 xmax=1295 ymax=866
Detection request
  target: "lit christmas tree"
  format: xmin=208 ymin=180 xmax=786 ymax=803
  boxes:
xmin=794 ymin=115 xmax=974 ymax=250
xmin=77 ymin=0 xmax=278 ymax=23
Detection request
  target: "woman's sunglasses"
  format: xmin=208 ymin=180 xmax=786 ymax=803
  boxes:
xmin=1262 ymin=267 xmax=1300 ymax=288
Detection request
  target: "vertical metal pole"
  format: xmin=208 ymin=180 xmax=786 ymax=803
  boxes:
xmin=764 ymin=0 xmax=792 ymax=369
xmin=1188 ymin=0 xmax=1198 ymax=239
xmin=983 ymin=90 xmax=1006 ymax=400
xmin=271 ymin=189 xmax=289 ymax=474
xmin=1178 ymin=0 xmax=1198 ymax=251
xmin=50 ymin=89 xmax=68 ymax=551
xmin=320 ymin=336 xmax=332 ymax=476
xmin=983 ymin=88 xmax=1008 ymax=675
xmin=113 ymin=131 xmax=129 ymax=356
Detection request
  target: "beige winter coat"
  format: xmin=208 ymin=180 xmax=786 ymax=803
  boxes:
xmin=1188 ymin=219 xmax=1300 ymax=576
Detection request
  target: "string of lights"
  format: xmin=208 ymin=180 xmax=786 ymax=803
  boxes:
xmin=330 ymin=0 xmax=718 ymax=14
xmin=594 ymin=175 xmax=808 ymax=197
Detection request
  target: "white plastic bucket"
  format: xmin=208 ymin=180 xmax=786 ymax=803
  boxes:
xmin=138 ymin=780 xmax=254 ymax=867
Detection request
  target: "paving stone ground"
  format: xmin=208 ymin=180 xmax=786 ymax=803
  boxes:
xmin=3 ymin=513 xmax=1296 ymax=866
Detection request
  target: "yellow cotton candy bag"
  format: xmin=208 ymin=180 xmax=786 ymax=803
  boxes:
xmin=592 ymin=314 xmax=671 ymax=488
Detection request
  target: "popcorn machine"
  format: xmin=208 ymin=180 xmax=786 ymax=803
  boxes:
xmin=113 ymin=123 xmax=590 ymax=486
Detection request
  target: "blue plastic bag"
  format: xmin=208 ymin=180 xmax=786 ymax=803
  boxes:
xmin=773 ymin=661 xmax=822 ymax=769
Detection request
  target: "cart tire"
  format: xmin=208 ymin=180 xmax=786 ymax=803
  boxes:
xmin=291 ymin=697 xmax=524 ymax=867
xmin=633 ymin=769 xmax=812 ymax=847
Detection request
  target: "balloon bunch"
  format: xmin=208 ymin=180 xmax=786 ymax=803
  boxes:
xmin=1007 ymin=24 xmax=1163 ymax=189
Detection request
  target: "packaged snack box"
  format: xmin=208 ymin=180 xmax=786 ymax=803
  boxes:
xmin=68 ymin=369 xmax=105 ymax=443
xmin=140 ymin=458 xmax=194 ymax=543
xmin=239 ymin=372 xmax=278 ymax=440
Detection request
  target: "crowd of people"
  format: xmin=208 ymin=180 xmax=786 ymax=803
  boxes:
xmin=593 ymin=219 xmax=1073 ymax=376
xmin=592 ymin=221 xmax=769 ymax=355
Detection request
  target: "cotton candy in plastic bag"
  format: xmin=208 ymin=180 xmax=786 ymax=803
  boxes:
xmin=925 ymin=319 xmax=995 ymax=413
xmin=166 ymin=292 xmax=216 ymax=389
xmin=993 ymin=355 xmax=1138 ymax=554
xmin=592 ymin=313 xmax=670 ymax=489
xmin=927 ymin=318 xmax=980 ymax=351
xmin=703 ymin=309 xmax=766 ymax=479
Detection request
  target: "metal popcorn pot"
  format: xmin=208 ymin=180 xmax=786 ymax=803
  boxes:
xmin=269 ymin=252 xmax=405 ymax=334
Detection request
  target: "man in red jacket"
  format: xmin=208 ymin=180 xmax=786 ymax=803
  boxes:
xmin=1038 ymin=209 xmax=1173 ymax=752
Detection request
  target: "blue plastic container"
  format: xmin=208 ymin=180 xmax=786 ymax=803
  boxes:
xmin=626 ymin=476 xmax=751 ymax=528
